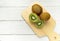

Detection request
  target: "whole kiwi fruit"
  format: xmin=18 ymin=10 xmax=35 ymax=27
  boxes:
xmin=40 ymin=12 xmax=51 ymax=21
xmin=32 ymin=4 xmax=42 ymax=15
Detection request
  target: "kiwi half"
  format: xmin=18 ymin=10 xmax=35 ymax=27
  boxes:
xmin=35 ymin=20 xmax=44 ymax=28
xmin=32 ymin=4 xmax=42 ymax=15
xmin=29 ymin=13 xmax=39 ymax=23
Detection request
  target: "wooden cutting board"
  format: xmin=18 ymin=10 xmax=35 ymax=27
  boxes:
xmin=22 ymin=2 xmax=60 ymax=41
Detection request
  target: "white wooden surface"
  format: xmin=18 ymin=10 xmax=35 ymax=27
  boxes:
xmin=0 ymin=0 xmax=60 ymax=41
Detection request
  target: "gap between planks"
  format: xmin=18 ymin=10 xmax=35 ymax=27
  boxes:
xmin=0 ymin=20 xmax=24 ymax=21
xmin=0 ymin=5 xmax=58 ymax=7
xmin=0 ymin=34 xmax=35 ymax=35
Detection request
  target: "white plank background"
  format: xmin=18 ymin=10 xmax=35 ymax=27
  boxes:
xmin=0 ymin=0 xmax=60 ymax=41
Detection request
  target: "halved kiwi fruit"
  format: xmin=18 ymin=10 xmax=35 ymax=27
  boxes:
xmin=32 ymin=4 xmax=43 ymax=15
xmin=29 ymin=13 xmax=39 ymax=23
xmin=35 ymin=20 xmax=44 ymax=28
xmin=29 ymin=13 xmax=44 ymax=28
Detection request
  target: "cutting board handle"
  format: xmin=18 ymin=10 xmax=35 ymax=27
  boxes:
xmin=48 ymin=32 xmax=60 ymax=41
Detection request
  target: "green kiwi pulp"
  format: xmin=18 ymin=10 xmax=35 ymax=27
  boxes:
xmin=29 ymin=13 xmax=44 ymax=28
xmin=35 ymin=20 xmax=44 ymax=28
xmin=29 ymin=13 xmax=39 ymax=23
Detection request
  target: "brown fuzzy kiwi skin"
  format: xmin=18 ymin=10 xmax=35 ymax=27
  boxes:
xmin=39 ymin=12 xmax=51 ymax=21
xmin=32 ymin=4 xmax=43 ymax=16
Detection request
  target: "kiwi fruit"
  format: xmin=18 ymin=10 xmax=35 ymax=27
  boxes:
xmin=32 ymin=4 xmax=42 ymax=15
xmin=35 ymin=20 xmax=44 ymax=28
xmin=29 ymin=13 xmax=39 ymax=23
xmin=40 ymin=12 xmax=50 ymax=21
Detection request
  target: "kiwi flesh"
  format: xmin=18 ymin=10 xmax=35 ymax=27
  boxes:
xmin=29 ymin=13 xmax=39 ymax=23
xmin=35 ymin=20 xmax=44 ymax=28
xmin=29 ymin=13 xmax=44 ymax=28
